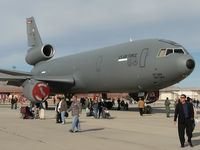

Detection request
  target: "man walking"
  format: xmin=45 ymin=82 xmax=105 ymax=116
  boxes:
xmin=68 ymin=96 xmax=82 ymax=132
xmin=138 ymin=98 xmax=145 ymax=116
xmin=174 ymin=94 xmax=194 ymax=148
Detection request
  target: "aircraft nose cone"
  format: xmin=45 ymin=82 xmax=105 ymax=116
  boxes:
xmin=186 ymin=59 xmax=195 ymax=70
xmin=177 ymin=56 xmax=195 ymax=77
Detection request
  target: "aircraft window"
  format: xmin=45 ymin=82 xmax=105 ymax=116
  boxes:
xmin=166 ymin=49 xmax=173 ymax=55
xmin=183 ymin=48 xmax=189 ymax=55
xmin=174 ymin=49 xmax=184 ymax=54
xmin=158 ymin=49 xmax=166 ymax=57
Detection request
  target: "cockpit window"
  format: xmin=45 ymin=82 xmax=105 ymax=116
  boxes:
xmin=157 ymin=48 xmax=185 ymax=57
xmin=174 ymin=49 xmax=184 ymax=54
xmin=158 ymin=49 xmax=166 ymax=57
xmin=166 ymin=49 xmax=173 ymax=55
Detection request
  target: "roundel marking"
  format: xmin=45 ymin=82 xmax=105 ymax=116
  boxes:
xmin=32 ymin=82 xmax=50 ymax=101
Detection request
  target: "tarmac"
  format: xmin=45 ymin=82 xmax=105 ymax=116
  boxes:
xmin=0 ymin=104 xmax=199 ymax=150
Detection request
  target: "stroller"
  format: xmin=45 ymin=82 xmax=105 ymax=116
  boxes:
xmin=86 ymin=107 xmax=94 ymax=117
xmin=102 ymin=107 xmax=111 ymax=119
xmin=20 ymin=106 xmax=34 ymax=119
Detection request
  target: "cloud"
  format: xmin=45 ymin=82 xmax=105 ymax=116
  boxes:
xmin=0 ymin=1 xmax=200 ymax=48
xmin=0 ymin=0 xmax=199 ymax=87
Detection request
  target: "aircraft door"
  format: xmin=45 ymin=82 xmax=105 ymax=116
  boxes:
xmin=140 ymin=48 xmax=148 ymax=67
xmin=137 ymin=48 xmax=149 ymax=90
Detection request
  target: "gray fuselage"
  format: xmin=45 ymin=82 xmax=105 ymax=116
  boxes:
xmin=31 ymin=39 xmax=195 ymax=94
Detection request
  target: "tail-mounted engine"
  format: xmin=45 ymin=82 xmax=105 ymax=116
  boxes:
xmin=22 ymin=79 xmax=50 ymax=103
xmin=25 ymin=44 xmax=55 ymax=65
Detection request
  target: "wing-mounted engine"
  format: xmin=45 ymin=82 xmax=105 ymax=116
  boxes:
xmin=129 ymin=91 xmax=159 ymax=104
xmin=22 ymin=79 xmax=50 ymax=103
xmin=25 ymin=44 xmax=55 ymax=65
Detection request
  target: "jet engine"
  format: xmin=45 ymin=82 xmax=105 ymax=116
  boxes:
xmin=22 ymin=79 xmax=50 ymax=103
xmin=25 ymin=44 xmax=55 ymax=65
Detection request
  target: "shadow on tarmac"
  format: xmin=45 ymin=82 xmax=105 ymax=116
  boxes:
xmin=112 ymin=106 xmax=175 ymax=114
xmin=192 ymin=139 xmax=200 ymax=147
xmin=191 ymin=132 xmax=200 ymax=147
xmin=80 ymin=128 xmax=105 ymax=133
xmin=193 ymin=132 xmax=200 ymax=138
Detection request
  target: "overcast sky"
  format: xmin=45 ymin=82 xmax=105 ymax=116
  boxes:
xmin=0 ymin=0 xmax=199 ymax=87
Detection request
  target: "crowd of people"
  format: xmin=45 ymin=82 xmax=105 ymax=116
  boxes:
xmin=1 ymin=93 xmax=200 ymax=147
xmin=85 ymin=98 xmax=111 ymax=119
xmin=0 ymin=94 xmax=28 ymax=105
xmin=20 ymin=101 xmax=47 ymax=119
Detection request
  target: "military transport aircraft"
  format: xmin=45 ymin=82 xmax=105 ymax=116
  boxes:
xmin=0 ymin=17 xmax=195 ymax=103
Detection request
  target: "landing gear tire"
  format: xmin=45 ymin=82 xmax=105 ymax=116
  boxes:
xmin=144 ymin=105 xmax=152 ymax=114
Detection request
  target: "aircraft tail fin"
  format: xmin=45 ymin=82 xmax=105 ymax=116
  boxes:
xmin=25 ymin=17 xmax=55 ymax=66
xmin=26 ymin=17 xmax=43 ymax=47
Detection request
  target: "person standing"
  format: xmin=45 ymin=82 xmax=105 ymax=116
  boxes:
xmin=10 ymin=95 xmax=17 ymax=109
xmin=92 ymin=100 xmax=99 ymax=118
xmin=196 ymin=99 xmax=199 ymax=108
xmin=14 ymin=96 xmax=18 ymax=109
xmin=58 ymin=97 xmax=67 ymax=124
xmin=174 ymin=94 xmax=194 ymax=148
xmin=44 ymin=100 xmax=48 ymax=110
xmin=55 ymin=97 xmax=62 ymax=123
xmin=164 ymin=97 xmax=171 ymax=117
xmin=117 ymin=98 xmax=121 ymax=110
xmin=12 ymin=95 xmax=18 ymax=109
xmin=10 ymin=95 xmax=14 ymax=109
xmin=98 ymin=99 xmax=104 ymax=118
xmin=138 ymin=98 xmax=145 ymax=116
xmin=68 ymin=96 xmax=82 ymax=132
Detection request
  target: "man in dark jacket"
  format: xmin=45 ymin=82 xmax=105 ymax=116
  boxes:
xmin=174 ymin=94 xmax=194 ymax=148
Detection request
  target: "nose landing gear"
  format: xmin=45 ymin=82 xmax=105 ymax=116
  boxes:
xmin=129 ymin=91 xmax=159 ymax=114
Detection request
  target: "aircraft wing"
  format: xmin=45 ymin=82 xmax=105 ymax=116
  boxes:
xmin=33 ymin=76 xmax=75 ymax=92
xmin=34 ymin=76 xmax=75 ymax=85
xmin=0 ymin=67 xmax=75 ymax=87
xmin=0 ymin=68 xmax=32 ymax=86
xmin=0 ymin=74 xmax=75 ymax=87
xmin=0 ymin=76 xmax=29 ymax=86
xmin=0 ymin=68 xmax=32 ymax=76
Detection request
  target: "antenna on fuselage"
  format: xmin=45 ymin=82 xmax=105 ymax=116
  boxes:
xmin=129 ymin=37 xmax=134 ymax=42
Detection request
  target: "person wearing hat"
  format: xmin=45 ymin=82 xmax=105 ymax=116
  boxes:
xmin=174 ymin=94 xmax=194 ymax=148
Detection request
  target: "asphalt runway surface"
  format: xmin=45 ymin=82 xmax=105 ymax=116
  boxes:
xmin=0 ymin=104 xmax=199 ymax=150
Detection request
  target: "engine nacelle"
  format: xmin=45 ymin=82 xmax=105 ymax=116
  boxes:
xmin=25 ymin=44 xmax=55 ymax=65
xmin=22 ymin=80 xmax=50 ymax=103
